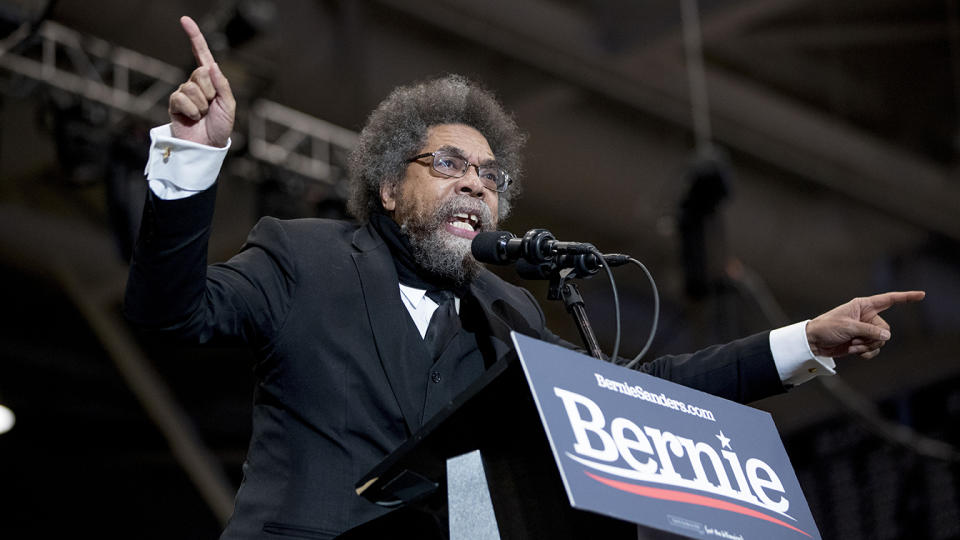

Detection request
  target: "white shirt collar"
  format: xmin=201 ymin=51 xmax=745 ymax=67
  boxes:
xmin=398 ymin=283 xmax=460 ymax=314
xmin=398 ymin=283 xmax=428 ymax=308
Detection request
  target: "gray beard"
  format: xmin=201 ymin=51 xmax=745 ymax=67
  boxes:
xmin=399 ymin=196 xmax=493 ymax=286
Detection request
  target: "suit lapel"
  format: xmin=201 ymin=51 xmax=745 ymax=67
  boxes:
xmin=468 ymin=272 xmax=541 ymax=364
xmin=350 ymin=225 xmax=423 ymax=435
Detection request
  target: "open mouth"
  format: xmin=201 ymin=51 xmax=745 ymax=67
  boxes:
xmin=445 ymin=211 xmax=481 ymax=239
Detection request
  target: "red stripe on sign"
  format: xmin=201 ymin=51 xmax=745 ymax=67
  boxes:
xmin=584 ymin=471 xmax=811 ymax=538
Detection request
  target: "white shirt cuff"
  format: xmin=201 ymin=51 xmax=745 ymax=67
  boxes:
xmin=769 ymin=320 xmax=837 ymax=387
xmin=144 ymin=124 xmax=231 ymax=200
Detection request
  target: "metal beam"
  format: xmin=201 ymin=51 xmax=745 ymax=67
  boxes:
xmin=0 ymin=21 xmax=357 ymax=187
xmin=623 ymin=0 xmax=811 ymax=61
xmin=248 ymin=99 xmax=357 ymax=184
xmin=738 ymin=21 xmax=951 ymax=50
xmin=0 ymin=21 xmax=183 ymax=123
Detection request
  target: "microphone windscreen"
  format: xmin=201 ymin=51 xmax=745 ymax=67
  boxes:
xmin=471 ymin=231 xmax=514 ymax=264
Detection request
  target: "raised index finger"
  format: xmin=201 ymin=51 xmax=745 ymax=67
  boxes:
xmin=866 ymin=290 xmax=926 ymax=313
xmin=180 ymin=16 xmax=215 ymax=67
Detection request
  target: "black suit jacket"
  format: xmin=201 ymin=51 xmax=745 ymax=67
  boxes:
xmin=125 ymin=187 xmax=785 ymax=539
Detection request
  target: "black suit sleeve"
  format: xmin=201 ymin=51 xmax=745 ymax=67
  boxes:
xmin=634 ymin=332 xmax=785 ymax=403
xmin=540 ymin=324 xmax=784 ymax=404
xmin=124 ymin=187 xmax=296 ymax=347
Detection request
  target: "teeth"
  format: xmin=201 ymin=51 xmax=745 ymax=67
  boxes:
xmin=450 ymin=221 xmax=473 ymax=231
xmin=451 ymin=211 xmax=481 ymax=230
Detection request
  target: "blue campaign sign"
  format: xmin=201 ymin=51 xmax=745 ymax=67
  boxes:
xmin=511 ymin=332 xmax=821 ymax=540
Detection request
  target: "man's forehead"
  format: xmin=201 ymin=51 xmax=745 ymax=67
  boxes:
xmin=424 ymin=124 xmax=494 ymax=160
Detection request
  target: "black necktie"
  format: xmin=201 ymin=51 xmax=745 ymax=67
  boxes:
xmin=423 ymin=290 xmax=459 ymax=361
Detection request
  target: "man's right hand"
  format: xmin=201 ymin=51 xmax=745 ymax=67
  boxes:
xmin=169 ymin=16 xmax=236 ymax=148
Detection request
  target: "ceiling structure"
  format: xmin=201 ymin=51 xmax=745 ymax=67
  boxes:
xmin=1 ymin=0 xmax=958 ymax=538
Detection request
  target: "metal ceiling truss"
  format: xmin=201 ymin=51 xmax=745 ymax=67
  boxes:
xmin=249 ymin=99 xmax=357 ymax=185
xmin=0 ymin=20 xmax=356 ymax=186
xmin=0 ymin=20 xmax=183 ymax=122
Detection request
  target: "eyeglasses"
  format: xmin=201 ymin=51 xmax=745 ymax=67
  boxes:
xmin=406 ymin=150 xmax=512 ymax=193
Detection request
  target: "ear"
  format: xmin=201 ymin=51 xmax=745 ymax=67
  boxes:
xmin=380 ymin=182 xmax=397 ymax=212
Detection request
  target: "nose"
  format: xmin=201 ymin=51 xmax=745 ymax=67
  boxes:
xmin=453 ymin=165 xmax=486 ymax=198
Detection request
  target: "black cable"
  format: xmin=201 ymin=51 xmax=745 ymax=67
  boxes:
xmin=592 ymin=247 xmax=621 ymax=363
xmin=622 ymin=258 xmax=660 ymax=370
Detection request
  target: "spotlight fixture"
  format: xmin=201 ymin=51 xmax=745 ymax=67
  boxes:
xmin=0 ymin=402 xmax=15 ymax=435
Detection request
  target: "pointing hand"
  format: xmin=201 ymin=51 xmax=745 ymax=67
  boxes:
xmin=168 ymin=16 xmax=236 ymax=147
xmin=806 ymin=291 xmax=925 ymax=359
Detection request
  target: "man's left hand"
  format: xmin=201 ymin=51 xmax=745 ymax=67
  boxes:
xmin=806 ymin=291 xmax=925 ymax=359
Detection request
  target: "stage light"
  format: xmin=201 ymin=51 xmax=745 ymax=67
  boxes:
xmin=0 ymin=403 xmax=15 ymax=435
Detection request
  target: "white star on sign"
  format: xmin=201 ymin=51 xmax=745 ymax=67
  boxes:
xmin=716 ymin=431 xmax=732 ymax=449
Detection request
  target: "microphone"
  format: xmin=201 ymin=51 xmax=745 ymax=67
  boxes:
xmin=516 ymin=254 xmax=601 ymax=279
xmin=471 ymin=229 xmax=597 ymax=265
xmin=516 ymin=252 xmax=632 ymax=279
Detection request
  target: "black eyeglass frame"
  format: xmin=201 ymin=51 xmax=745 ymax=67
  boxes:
xmin=406 ymin=150 xmax=513 ymax=193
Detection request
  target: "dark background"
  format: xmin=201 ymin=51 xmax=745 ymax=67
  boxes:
xmin=0 ymin=0 xmax=958 ymax=538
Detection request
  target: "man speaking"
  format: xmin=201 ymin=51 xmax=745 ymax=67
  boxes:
xmin=124 ymin=16 xmax=924 ymax=539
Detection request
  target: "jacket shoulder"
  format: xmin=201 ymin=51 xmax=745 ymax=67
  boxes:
xmin=245 ymin=217 xmax=363 ymax=251
xmin=472 ymin=268 xmax=547 ymax=331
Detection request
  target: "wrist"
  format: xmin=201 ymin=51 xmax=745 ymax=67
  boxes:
xmin=805 ymin=318 xmax=822 ymax=356
xmin=169 ymin=122 xmax=229 ymax=149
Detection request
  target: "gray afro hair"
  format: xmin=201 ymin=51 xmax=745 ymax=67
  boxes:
xmin=347 ymin=74 xmax=526 ymax=223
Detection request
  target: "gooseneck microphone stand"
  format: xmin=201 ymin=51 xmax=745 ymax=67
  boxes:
xmin=520 ymin=258 xmax=604 ymax=360
xmin=552 ymin=276 xmax=604 ymax=360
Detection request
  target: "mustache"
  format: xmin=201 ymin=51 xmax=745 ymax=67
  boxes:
xmin=433 ymin=195 xmax=495 ymax=232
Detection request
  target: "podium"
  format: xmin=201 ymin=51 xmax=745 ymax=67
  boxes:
xmin=341 ymin=348 xmax=639 ymax=539
xmin=342 ymin=334 xmax=821 ymax=540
